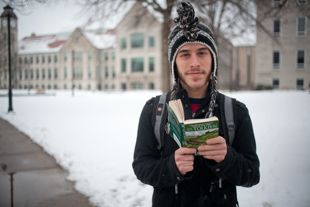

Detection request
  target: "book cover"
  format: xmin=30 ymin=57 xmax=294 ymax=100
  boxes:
xmin=166 ymin=100 xmax=219 ymax=151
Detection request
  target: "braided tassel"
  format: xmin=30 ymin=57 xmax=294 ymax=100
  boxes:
xmin=206 ymin=73 xmax=218 ymax=118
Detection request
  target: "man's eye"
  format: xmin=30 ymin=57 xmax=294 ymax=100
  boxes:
xmin=181 ymin=54 xmax=189 ymax=57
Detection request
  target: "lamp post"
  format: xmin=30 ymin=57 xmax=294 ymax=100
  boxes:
xmin=3 ymin=5 xmax=14 ymax=112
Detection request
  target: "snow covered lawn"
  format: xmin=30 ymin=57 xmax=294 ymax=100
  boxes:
xmin=0 ymin=90 xmax=309 ymax=207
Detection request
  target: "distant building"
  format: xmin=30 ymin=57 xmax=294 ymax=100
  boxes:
xmin=5 ymin=2 xmax=306 ymax=92
xmin=255 ymin=0 xmax=310 ymax=90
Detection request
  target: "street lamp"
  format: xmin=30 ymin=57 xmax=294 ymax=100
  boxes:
xmin=2 ymin=5 xmax=14 ymax=112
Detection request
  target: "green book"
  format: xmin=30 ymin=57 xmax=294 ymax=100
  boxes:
xmin=166 ymin=99 xmax=219 ymax=151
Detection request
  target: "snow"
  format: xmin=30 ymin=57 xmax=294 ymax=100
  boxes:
xmin=18 ymin=33 xmax=70 ymax=55
xmin=83 ymin=31 xmax=116 ymax=49
xmin=0 ymin=90 xmax=310 ymax=207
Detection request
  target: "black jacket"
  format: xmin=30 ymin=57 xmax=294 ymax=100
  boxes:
xmin=133 ymin=89 xmax=260 ymax=207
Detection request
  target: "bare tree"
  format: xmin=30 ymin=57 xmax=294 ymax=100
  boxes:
xmin=4 ymin=0 xmax=307 ymax=92
xmin=75 ymin=0 xmax=266 ymax=92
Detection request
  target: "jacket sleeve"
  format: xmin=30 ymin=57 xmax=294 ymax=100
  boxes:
xmin=205 ymin=101 xmax=260 ymax=187
xmin=132 ymin=99 xmax=185 ymax=188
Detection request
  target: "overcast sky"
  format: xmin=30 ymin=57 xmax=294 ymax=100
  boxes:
xmin=0 ymin=0 xmax=107 ymax=40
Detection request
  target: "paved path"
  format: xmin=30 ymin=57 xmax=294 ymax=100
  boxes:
xmin=0 ymin=118 xmax=95 ymax=207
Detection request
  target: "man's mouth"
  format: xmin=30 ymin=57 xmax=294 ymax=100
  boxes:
xmin=187 ymin=71 xmax=203 ymax=78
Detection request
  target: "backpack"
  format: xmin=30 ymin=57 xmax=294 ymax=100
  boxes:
xmin=152 ymin=92 xmax=236 ymax=150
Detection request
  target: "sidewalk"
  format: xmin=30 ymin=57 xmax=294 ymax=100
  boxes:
xmin=0 ymin=118 xmax=95 ymax=207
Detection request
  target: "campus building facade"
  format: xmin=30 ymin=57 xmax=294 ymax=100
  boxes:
xmin=1 ymin=2 xmax=309 ymax=91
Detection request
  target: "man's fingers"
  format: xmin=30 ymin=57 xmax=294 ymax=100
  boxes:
xmin=175 ymin=147 xmax=197 ymax=155
xmin=206 ymin=136 xmax=226 ymax=145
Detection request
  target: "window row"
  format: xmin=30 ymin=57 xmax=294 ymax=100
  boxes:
xmin=121 ymin=57 xmax=155 ymax=72
xmin=121 ymin=34 xmax=155 ymax=49
xmin=1 ymin=68 xmax=59 ymax=80
xmin=2 ymin=82 xmax=155 ymax=91
xmin=63 ymin=51 xmax=116 ymax=62
xmin=19 ymin=55 xmax=58 ymax=65
xmin=272 ymin=78 xmax=307 ymax=90
xmin=273 ymin=17 xmax=307 ymax=37
xmin=121 ymin=82 xmax=155 ymax=90
xmin=272 ymin=50 xmax=306 ymax=69
xmin=1 ymin=66 xmax=118 ymax=81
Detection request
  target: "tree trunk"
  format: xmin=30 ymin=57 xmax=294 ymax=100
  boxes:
xmin=160 ymin=1 xmax=173 ymax=93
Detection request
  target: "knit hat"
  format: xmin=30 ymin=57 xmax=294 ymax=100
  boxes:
xmin=168 ymin=1 xmax=218 ymax=117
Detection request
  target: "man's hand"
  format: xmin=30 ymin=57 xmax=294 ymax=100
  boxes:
xmin=197 ymin=136 xmax=227 ymax=163
xmin=175 ymin=147 xmax=196 ymax=175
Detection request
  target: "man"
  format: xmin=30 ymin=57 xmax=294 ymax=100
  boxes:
xmin=132 ymin=2 xmax=259 ymax=206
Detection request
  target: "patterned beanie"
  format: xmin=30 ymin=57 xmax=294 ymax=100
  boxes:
xmin=168 ymin=1 xmax=218 ymax=117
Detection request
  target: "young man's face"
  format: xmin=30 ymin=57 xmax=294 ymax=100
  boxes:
xmin=175 ymin=43 xmax=213 ymax=94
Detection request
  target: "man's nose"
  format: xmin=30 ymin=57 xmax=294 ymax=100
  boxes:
xmin=190 ymin=55 xmax=200 ymax=68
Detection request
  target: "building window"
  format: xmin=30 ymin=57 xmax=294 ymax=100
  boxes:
xmin=112 ymin=66 xmax=115 ymax=78
xmin=48 ymin=56 xmax=51 ymax=63
xmin=297 ymin=17 xmax=306 ymax=36
xmin=19 ymin=70 xmax=22 ymax=80
xmin=273 ymin=51 xmax=280 ymax=69
xmin=272 ymin=79 xmax=280 ymax=89
xmin=36 ymin=56 xmax=39 ymax=64
xmin=88 ymin=66 xmax=92 ymax=78
xmin=112 ymin=52 xmax=115 ymax=60
xmin=73 ymin=52 xmax=83 ymax=61
xmin=64 ymin=67 xmax=67 ymax=79
xmin=273 ymin=20 xmax=281 ymax=37
xmin=296 ymin=79 xmax=304 ymax=90
xmin=297 ymin=50 xmax=305 ymax=69
xmin=131 ymin=83 xmax=144 ymax=89
xmin=88 ymin=50 xmax=92 ymax=60
xmin=42 ymin=69 xmax=45 ymax=79
xmin=54 ymin=68 xmax=58 ymax=79
xmin=64 ymin=52 xmax=67 ymax=62
xmin=131 ymin=58 xmax=144 ymax=72
xmin=75 ymin=35 xmax=79 ymax=43
xmin=149 ymin=36 xmax=155 ymax=48
xmin=54 ymin=55 xmax=57 ymax=63
xmin=149 ymin=57 xmax=154 ymax=72
xmin=149 ymin=83 xmax=155 ymax=89
xmin=131 ymin=33 xmax=144 ymax=48
xmin=48 ymin=68 xmax=52 ymax=79
xmin=121 ymin=38 xmax=127 ymax=49
xmin=105 ymin=52 xmax=109 ymax=61
xmin=121 ymin=83 xmax=127 ymax=90
xmin=73 ymin=67 xmax=83 ymax=79
xmin=121 ymin=58 xmax=127 ymax=72
xmin=24 ymin=70 xmax=28 ymax=79
xmin=42 ymin=56 xmax=45 ymax=64
xmin=30 ymin=69 xmax=33 ymax=79
xmin=30 ymin=57 xmax=33 ymax=64
xmin=105 ymin=66 xmax=109 ymax=78
xmin=36 ymin=69 xmax=39 ymax=79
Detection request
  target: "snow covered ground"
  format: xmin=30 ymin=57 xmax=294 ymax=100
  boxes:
xmin=0 ymin=90 xmax=309 ymax=207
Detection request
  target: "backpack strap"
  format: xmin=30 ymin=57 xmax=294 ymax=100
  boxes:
xmin=153 ymin=92 xmax=170 ymax=150
xmin=223 ymin=95 xmax=236 ymax=146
